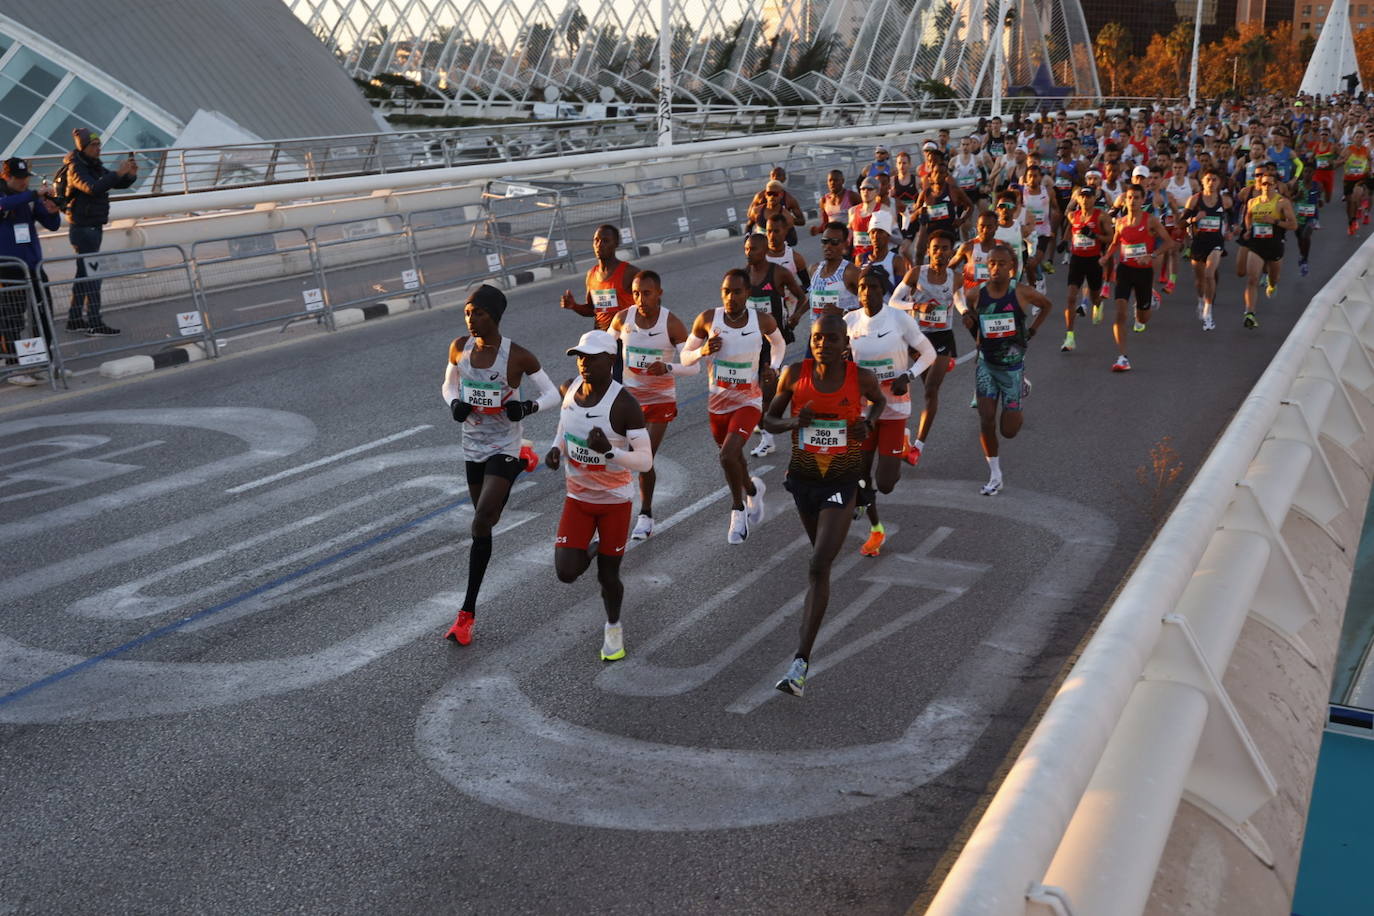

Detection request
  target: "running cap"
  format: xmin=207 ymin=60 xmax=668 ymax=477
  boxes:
xmin=465 ymin=283 xmax=507 ymax=322
xmin=1085 ymin=168 xmax=1102 ymax=178
xmin=867 ymin=209 xmax=896 ymax=236
xmin=1 ymin=157 xmax=31 ymax=179
xmin=922 ymin=141 xmax=939 ymax=151
xmin=1131 ymin=164 xmax=1151 ymax=178
xmin=859 ymin=177 xmax=880 ymax=190
xmin=566 ymin=329 xmax=618 ymax=357
xmin=874 ymin=145 xmax=889 ymax=154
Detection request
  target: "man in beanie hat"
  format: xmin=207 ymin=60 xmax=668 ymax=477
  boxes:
xmin=0 ymin=157 xmax=61 ymax=385
xmin=440 ymin=284 xmax=560 ymax=645
xmin=60 ymin=127 xmax=137 ymax=336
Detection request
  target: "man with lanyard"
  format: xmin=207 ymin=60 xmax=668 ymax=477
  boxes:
xmin=846 ymin=264 xmax=936 ymax=556
xmin=743 ymin=232 xmax=807 ymax=458
xmin=762 ymin=313 xmax=886 ymax=697
xmin=609 ymin=270 xmax=698 ymax=541
xmin=1101 ymin=183 xmax=1174 ymax=372
xmin=1236 ymin=169 xmax=1297 ymax=330
xmin=559 ymin=224 xmax=639 ymax=379
xmin=1182 ymin=169 xmax=1234 ymax=331
xmin=545 ymin=329 xmax=653 ymax=662
xmin=812 ymin=169 xmax=862 ymax=236
xmin=442 ymin=285 xmax=561 ymax=645
xmin=808 ymin=221 xmax=860 ymax=318
xmin=890 ymin=230 xmax=955 ymax=469
xmin=681 ymin=269 xmax=787 ymax=543
xmin=0 ymin=157 xmax=61 ymax=387
xmin=1061 ymin=185 xmax=1112 ymax=351
xmin=964 ymin=244 xmax=1052 ymax=496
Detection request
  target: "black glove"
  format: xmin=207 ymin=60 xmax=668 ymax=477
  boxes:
xmin=450 ymin=399 xmax=473 ymax=422
xmin=504 ymin=399 xmax=537 ymax=421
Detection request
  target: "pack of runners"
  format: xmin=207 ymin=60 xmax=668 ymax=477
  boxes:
xmin=438 ymin=94 xmax=1366 ymax=698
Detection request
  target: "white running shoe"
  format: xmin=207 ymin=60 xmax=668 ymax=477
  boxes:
xmin=600 ymin=622 xmax=625 ymax=661
xmin=745 ymin=476 xmax=766 ymax=527
xmin=1133 ymin=320 xmax=1147 ymax=333
xmin=727 ymin=509 xmax=748 ymax=544
xmin=775 ymin=657 xmax=808 ymax=697
xmin=6 ymin=374 xmax=39 ymax=387
xmin=980 ymin=477 xmax=1003 ymax=496
xmin=1202 ymin=315 xmax=1216 ymax=331
xmin=749 ymin=431 xmax=775 ymax=458
xmin=631 ymin=513 xmax=654 ymax=540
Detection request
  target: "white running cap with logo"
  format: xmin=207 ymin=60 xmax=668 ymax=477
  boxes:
xmin=567 ymin=329 xmax=618 ymax=357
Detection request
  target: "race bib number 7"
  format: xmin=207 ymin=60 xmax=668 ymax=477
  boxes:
xmin=625 ymin=345 xmax=660 ymax=373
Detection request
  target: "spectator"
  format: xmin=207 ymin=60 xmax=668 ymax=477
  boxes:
xmin=61 ymin=127 xmax=136 ymax=336
xmin=0 ymin=157 xmax=61 ymax=386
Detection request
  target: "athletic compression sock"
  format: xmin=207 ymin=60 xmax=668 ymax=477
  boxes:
xmin=463 ymin=535 xmax=493 ymax=614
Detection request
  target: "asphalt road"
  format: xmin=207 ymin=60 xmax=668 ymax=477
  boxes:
xmin=0 ymin=215 xmax=1362 ymax=915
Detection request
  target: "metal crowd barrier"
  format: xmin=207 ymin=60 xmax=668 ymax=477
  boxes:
xmin=0 ymin=257 xmax=62 ymax=389
xmin=481 ymin=182 xmax=581 ymax=283
xmin=407 ymin=205 xmax=509 ymax=298
xmin=190 ymin=228 xmax=333 ymax=335
xmin=39 ymin=244 xmax=213 ymax=367
xmin=312 ymin=215 xmax=429 ymax=314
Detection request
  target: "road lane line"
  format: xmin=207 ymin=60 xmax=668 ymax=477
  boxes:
xmin=225 ymin=425 xmax=433 ymax=493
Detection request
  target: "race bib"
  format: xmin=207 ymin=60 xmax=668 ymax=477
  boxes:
xmin=859 ymin=356 xmax=897 ymax=381
xmin=714 ymin=357 xmax=757 ymax=388
xmin=13 ymin=223 xmax=31 ymax=245
xmin=973 ymin=261 xmax=990 ymax=281
xmin=919 ymin=305 xmax=951 ymax=330
xmin=799 ymin=418 xmax=847 ymax=454
xmin=980 ymin=313 xmax=1017 ymax=339
xmin=747 ymin=295 xmax=772 ymax=314
xmin=1071 ymin=232 xmax=1096 ymax=253
xmin=1252 ymin=222 xmax=1274 ymax=238
xmin=811 ymin=289 xmax=839 ymax=315
xmin=1198 ymin=215 xmax=1222 ymax=232
xmin=461 ymin=379 xmax=503 ymax=414
xmin=625 ymin=344 xmax=661 ymax=373
xmin=565 ymin=432 xmax=607 ymax=467
xmin=1349 ymin=156 xmax=1368 ymax=174
xmin=957 ymin=173 xmax=977 ymax=188
xmin=1122 ymin=241 xmax=1149 ymax=262
xmin=591 ymin=287 xmax=620 ymax=315
xmin=928 ymin=202 xmax=950 ymax=220
xmin=1297 ymin=202 xmax=1317 ymax=217
xmin=1054 ymin=176 xmax=1073 ymax=190
xmin=1316 ymin=153 xmax=1333 ymax=169
xmin=852 ymin=230 xmax=872 ymax=250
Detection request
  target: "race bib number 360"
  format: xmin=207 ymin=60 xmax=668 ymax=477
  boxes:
xmin=592 ymin=288 xmax=619 ymax=315
xmin=800 ymin=419 xmax=847 ymax=454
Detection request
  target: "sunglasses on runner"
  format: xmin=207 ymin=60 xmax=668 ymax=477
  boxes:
xmin=820 ymin=236 xmax=844 ymax=245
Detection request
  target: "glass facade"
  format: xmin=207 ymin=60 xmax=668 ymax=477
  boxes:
xmin=0 ymin=21 xmax=177 ymax=163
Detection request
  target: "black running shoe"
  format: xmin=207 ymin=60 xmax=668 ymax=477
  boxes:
xmin=65 ymin=317 xmax=88 ymax=332
xmin=86 ymin=324 xmax=121 ymax=336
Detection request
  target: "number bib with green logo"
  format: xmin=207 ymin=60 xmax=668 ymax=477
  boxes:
xmin=1198 ymin=215 xmax=1222 ymax=232
xmin=626 ymin=345 xmax=661 ymax=373
xmin=811 ymin=289 xmax=839 ymax=316
xmin=800 ymin=419 xmax=847 ymax=454
xmin=714 ymin=357 xmax=757 ymax=388
xmin=859 ymin=356 xmax=897 ymax=381
xmin=1297 ymin=202 xmax=1316 ymax=218
xmin=461 ymin=379 xmax=503 ymax=413
xmin=1071 ymin=232 xmax=1096 ymax=253
xmin=980 ymin=313 xmax=1017 ymax=339
xmin=927 ymin=202 xmax=950 ymax=220
xmin=747 ymin=295 xmax=772 ymax=314
xmin=852 ymin=230 xmax=872 ymax=250
xmin=919 ymin=305 xmax=951 ymax=330
xmin=565 ymin=433 xmax=607 ymax=467
xmin=591 ymin=288 xmax=620 ymax=316
xmin=1252 ymin=222 xmax=1273 ymax=238
xmin=1122 ymin=241 xmax=1149 ymax=262
xmin=1316 ymin=153 xmax=1333 ymax=169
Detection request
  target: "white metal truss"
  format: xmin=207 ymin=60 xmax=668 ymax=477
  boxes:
xmin=285 ymin=0 xmax=1101 ymax=113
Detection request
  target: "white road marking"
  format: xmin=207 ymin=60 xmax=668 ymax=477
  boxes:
xmin=232 ymin=297 xmax=298 ymax=313
xmin=225 ymin=425 xmax=432 ymax=494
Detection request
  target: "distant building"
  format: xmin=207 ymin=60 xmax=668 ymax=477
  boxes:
xmin=1295 ymin=1 xmax=1374 ymax=39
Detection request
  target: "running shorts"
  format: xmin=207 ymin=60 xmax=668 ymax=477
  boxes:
xmin=640 ymin=402 xmax=678 ymax=424
xmin=783 ymin=473 xmax=858 ymax=517
xmin=1035 ymin=235 xmax=1053 ymax=255
xmin=1191 ymin=234 xmax=1226 ymax=262
xmin=709 ymin=405 xmax=763 ymax=446
xmin=555 ymin=497 xmax=632 ymax=557
xmin=922 ymin=329 xmax=958 ymax=358
xmin=1344 ymin=178 xmax=1364 ymax=198
xmin=974 ymin=358 xmax=1024 ymax=411
xmin=862 ymin=417 xmax=907 ymax=456
xmin=1114 ymin=264 xmax=1154 ymax=309
xmin=464 ymin=453 xmax=524 ymax=491
xmin=1314 ymin=170 xmax=1334 ymax=198
xmin=1239 ymin=236 xmax=1284 ymax=263
xmin=1066 ymin=254 xmax=1103 ymax=290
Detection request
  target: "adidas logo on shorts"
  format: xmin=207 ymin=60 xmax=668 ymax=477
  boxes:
xmin=827 ymin=492 xmax=845 ymax=504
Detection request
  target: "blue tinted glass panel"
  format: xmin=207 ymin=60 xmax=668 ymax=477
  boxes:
xmin=56 ymin=78 xmax=120 ymax=128
xmin=0 ymin=77 xmax=44 ymax=129
xmin=26 ymin=105 xmax=85 ymax=158
xmin=1 ymin=47 xmax=62 ymax=96
xmin=107 ymin=111 xmax=173 ymax=152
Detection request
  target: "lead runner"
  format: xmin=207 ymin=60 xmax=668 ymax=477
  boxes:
xmin=762 ymin=313 xmax=885 ymax=697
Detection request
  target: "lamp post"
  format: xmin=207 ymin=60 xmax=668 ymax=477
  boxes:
xmin=657 ymin=0 xmax=673 ymax=147
xmin=1188 ymin=0 xmax=1204 ymax=107
xmin=991 ymin=0 xmax=1011 ymax=118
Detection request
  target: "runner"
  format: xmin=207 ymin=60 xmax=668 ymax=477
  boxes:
xmin=1051 ymin=139 xmax=1082 ymax=263
xmin=1342 ymin=129 xmax=1369 ymax=235
xmin=950 ymin=209 xmax=1000 ymax=294
xmin=1101 ymin=184 xmax=1174 ymax=371
xmin=559 ymin=224 xmax=639 ymax=332
xmin=441 ymin=285 xmax=561 ymax=645
xmin=890 ymin=230 xmax=956 ymax=467
xmin=1163 ymin=157 xmax=1199 ymax=289
xmin=765 ymin=212 xmax=811 ymax=291
xmin=1182 ymin=169 xmax=1234 ymax=331
xmin=544 ymin=329 xmax=653 ymax=661
xmin=1307 ymin=123 xmax=1338 ymax=202
xmin=964 ymin=244 xmax=1052 ymax=496
xmin=743 ymin=232 xmax=808 ymax=457
xmin=762 ymin=313 xmax=886 ymax=697
xmin=1020 ymin=164 xmax=1058 ymax=288
xmin=912 ymin=156 xmax=971 ymax=262
xmin=746 ymin=177 xmax=805 ymax=242
xmin=811 ymin=169 xmax=861 ymax=235
xmin=609 ymin=270 xmax=698 ymax=540
xmin=856 ymin=209 xmax=909 ymax=292
xmin=681 ymin=268 xmax=787 ymax=543
xmin=1061 ymin=186 xmax=1112 ymax=350
xmin=991 ymin=189 xmax=1033 ymax=283
xmin=808 ymin=222 xmax=861 ymax=318
xmin=848 ymin=177 xmax=886 ymax=266
xmin=845 ymin=265 xmax=936 ymax=555
xmin=1293 ymin=154 xmax=1324 ymax=277
xmin=1236 ymin=170 xmax=1297 ymax=329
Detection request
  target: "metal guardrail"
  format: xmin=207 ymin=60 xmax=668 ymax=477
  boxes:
xmin=0 ymin=257 xmax=61 ymax=389
xmin=927 ymin=231 xmax=1374 ymax=916
xmin=20 ymin=98 xmax=1176 ymax=202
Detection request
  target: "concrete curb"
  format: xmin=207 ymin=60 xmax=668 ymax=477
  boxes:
xmin=99 ymin=342 xmax=208 ymax=379
xmin=508 ymin=266 xmax=553 ymax=286
xmin=334 ymin=297 xmax=414 ymax=327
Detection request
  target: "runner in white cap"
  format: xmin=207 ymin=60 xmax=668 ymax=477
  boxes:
xmin=545 ymin=329 xmax=653 ymax=661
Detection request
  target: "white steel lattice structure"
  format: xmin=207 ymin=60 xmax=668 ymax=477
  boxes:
xmin=286 ymin=0 xmax=1100 ymax=112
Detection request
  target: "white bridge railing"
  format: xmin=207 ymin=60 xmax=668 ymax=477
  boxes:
xmin=927 ymin=236 xmax=1374 ymax=913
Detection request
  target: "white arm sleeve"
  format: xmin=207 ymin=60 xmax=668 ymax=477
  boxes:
xmin=765 ymin=327 xmax=787 ymax=369
xmin=546 ymin=414 xmax=566 ymax=458
xmin=679 ymin=334 xmax=709 ymax=366
xmin=527 ymin=368 xmax=561 ymax=414
xmin=441 ymin=361 xmax=462 ymax=404
xmin=903 ymin=317 xmax=938 ymax=378
xmin=607 ymin=427 xmax=653 ymax=473
xmin=890 ymin=280 xmax=917 ymax=307
xmin=952 ymin=285 xmax=971 ymax=315
xmin=665 ymin=356 xmax=700 ymax=376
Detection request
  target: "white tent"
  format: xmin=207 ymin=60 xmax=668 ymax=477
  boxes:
xmin=1300 ymin=0 xmax=1361 ymax=96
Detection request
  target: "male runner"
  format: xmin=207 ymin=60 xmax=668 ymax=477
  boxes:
xmin=812 ymin=170 xmax=861 ymax=235
xmin=545 ymin=329 xmax=653 ymax=661
xmin=964 ymin=244 xmax=1051 ymax=495
xmin=1236 ymin=170 xmax=1297 ymax=329
xmin=559 ymin=224 xmax=639 ymax=331
xmin=1061 ymin=185 xmax=1112 ymax=350
xmin=609 ymin=270 xmax=698 ymax=540
xmin=808 ymin=221 xmax=861 ymax=317
xmin=1101 ymin=184 xmax=1174 ymax=370
xmin=892 ymin=230 xmax=958 ymax=466
xmin=681 ymin=269 xmax=786 ymax=543
xmin=743 ymin=232 xmax=807 ymax=457
xmin=763 ymin=313 xmax=885 ymax=697
xmin=441 ymin=284 xmax=561 ymax=645
xmin=1182 ymin=168 xmax=1233 ymax=331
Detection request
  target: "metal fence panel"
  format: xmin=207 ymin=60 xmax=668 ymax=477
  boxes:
xmin=311 ymin=215 xmax=427 ymax=311
xmin=191 ymin=228 xmax=333 ymax=334
xmin=622 ymin=175 xmax=695 ymax=250
xmin=0 ymin=257 xmax=61 ymax=388
xmin=481 ymin=182 xmax=579 ymax=280
xmin=678 ymin=167 xmax=745 ymax=237
xmin=407 ymin=206 xmax=510 ymax=297
xmin=40 ymin=244 xmax=211 ymax=366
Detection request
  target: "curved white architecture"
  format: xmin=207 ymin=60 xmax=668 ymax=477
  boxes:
xmin=287 ymin=0 xmax=1100 ymax=112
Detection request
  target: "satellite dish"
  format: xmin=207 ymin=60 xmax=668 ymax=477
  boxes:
xmin=599 ymin=86 xmax=615 ymax=103
xmin=543 ymin=85 xmax=560 ymax=103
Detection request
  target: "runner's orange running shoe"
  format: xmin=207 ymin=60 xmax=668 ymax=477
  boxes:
xmin=445 ymin=610 xmax=474 ymax=645
xmin=860 ymin=528 xmax=885 ymax=557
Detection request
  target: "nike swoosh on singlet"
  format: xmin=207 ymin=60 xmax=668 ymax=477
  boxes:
xmin=646 ymin=330 xmax=662 ymax=336
xmin=740 ymin=330 xmax=754 ymax=336
xmin=587 ymin=413 xmax=603 ymax=418
xmin=877 ymin=331 xmax=891 ymax=337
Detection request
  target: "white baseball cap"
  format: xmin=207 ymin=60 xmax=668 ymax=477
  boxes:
xmin=566 ymin=329 xmax=618 ymax=357
xmin=868 ymin=209 xmax=896 ymax=236
xmin=1131 ymin=164 xmax=1151 ymax=179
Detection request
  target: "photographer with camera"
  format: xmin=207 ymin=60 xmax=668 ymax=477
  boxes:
xmin=58 ymin=127 xmax=137 ymax=336
xmin=0 ymin=157 xmax=61 ymax=386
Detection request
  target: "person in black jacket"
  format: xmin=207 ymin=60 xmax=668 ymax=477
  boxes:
xmin=62 ymin=127 xmax=136 ymax=336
